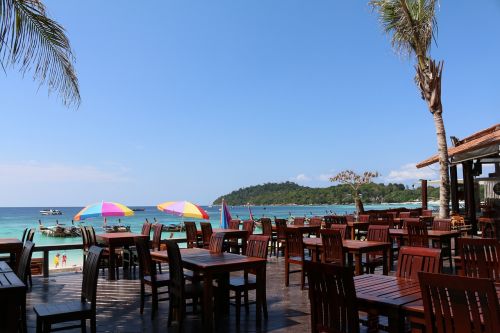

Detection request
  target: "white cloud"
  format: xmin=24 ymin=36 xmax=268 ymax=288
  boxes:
xmin=385 ymin=163 xmax=437 ymax=182
xmin=0 ymin=161 xmax=131 ymax=185
xmin=317 ymin=174 xmax=334 ymax=182
xmin=290 ymin=173 xmax=311 ymax=182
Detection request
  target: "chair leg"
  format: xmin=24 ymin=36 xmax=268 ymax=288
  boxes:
xmin=285 ymin=260 xmax=289 ymax=287
xmin=91 ymin=316 xmax=96 ymax=333
xmin=81 ymin=319 xmax=87 ymax=333
xmin=167 ymin=298 xmax=173 ymax=327
xmin=36 ymin=316 xmax=43 ymax=333
xmin=300 ymin=263 xmax=305 ymax=290
xmin=28 ymin=271 xmax=33 ymax=288
xmin=235 ymin=290 xmax=241 ymax=327
xmin=244 ymin=290 xmax=249 ymax=314
xmin=151 ymin=286 xmax=158 ymax=319
xmin=140 ymin=282 xmax=145 ymax=314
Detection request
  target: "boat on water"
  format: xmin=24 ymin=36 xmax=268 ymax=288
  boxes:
xmin=132 ymin=208 xmax=145 ymax=212
xmin=103 ymin=225 xmax=131 ymax=233
xmin=38 ymin=221 xmax=81 ymax=237
xmin=40 ymin=209 xmax=63 ymax=215
xmin=162 ymin=223 xmax=185 ymax=232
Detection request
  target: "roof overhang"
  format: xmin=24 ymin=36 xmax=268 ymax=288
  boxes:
xmin=416 ymin=123 xmax=500 ymax=168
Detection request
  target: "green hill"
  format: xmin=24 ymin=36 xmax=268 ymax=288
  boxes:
xmin=213 ymin=181 xmax=439 ymax=205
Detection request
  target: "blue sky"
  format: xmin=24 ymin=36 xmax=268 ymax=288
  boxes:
xmin=0 ymin=1 xmax=499 ymax=206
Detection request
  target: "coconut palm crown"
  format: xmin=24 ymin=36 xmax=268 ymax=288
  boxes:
xmin=371 ymin=0 xmax=450 ymax=218
xmin=0 ymin=0 xmax=80 ymax=107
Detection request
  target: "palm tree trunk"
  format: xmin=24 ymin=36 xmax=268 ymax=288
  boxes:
xmin=433 ymin=110 xmax=450 ymax=218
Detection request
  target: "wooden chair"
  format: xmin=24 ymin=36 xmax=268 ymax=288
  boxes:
xmin=260 ymin=218 xmax=274 ymax=256
xmin=228 ymin=219 xmax=241 ymax=230
xmin=419 ymin=272 xmax=500 ymax=333
xmin=123 ymin=220 xmax=151 ymax=273
xmin=85 ymin=226 xmax=120 ymax=278
xmin=308 ymin=217 xmax=323 ymax=227
xmin=407 ymin=221 xmax=429 ymax=247
xmin=358 ymin=214 xmax=370 ymax=222
xmin=401 ymin=217 xmax=420 ymax=229
xmin=293 ymin=217 xmax=305 ymax=226
xmin=304 ymin=261 xmax=360 ymax=333
xmin=16 ymin=241 xmax=35 ymax=333
xmin=274 ymin=218 xmax=288 ymax=256
xmin=399 ymin=211 xmax=411 ymax=219
xmin=421 ymin=209 xmax=433 ymax=217
xmin=432 ymin=218 xmax=451 ymax=231
xmin=151 ymin=223 xmax=164 ymax=273
xmin=457 ymin=238 xmax=500 ymax=281
xmin=320 ymin=229 xmax=345 ymax=265
xmin=34 ymin=246 xmax=104 ymax=333
xmin=165 ymin=240 xmax=203 ymax=330
xmin=330 ymin=224 xmax=348 ymax=239
xmin=324 ymin=215 xmax=347 ymax=228
xmin=364 ymin=225 xmax=389 ymax=273
xmin=396 ymin=246 xmax=441 ymax=280
xmin=184 ymin=221 xmax=201 ymax=248
xmin=209 ymin=233 xmax=225 ymax=253
xmin=200 ymin=222 xmax=213 ymax=249
xmin=242 ymin=220 xmax=254 ymax=235
xmin=134 ymin=236 xmax=169 ymax=319
xmin=284 ymin=228 xmax=307 ymax=289
xmin=228 ymin=235 xmax=269 ymax=326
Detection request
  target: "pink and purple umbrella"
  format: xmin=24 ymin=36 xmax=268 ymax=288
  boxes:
xmin=74 ymin=201 xmax=134 ymax=221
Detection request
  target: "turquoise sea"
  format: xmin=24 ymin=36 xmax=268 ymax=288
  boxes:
xmin=0 ymin=203 xmax=429 ymax=269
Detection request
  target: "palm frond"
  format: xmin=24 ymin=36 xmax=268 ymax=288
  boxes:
xmin=0 ymin=0 xmax=80 ymax=107
xmin=370 ymin=0 xmax=438 ymax=60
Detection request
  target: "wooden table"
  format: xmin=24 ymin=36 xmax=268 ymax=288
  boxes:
xmin=0 ymin=238 xmax=23 ymax=269
xmin=152 ymin=248 xmax=267 ymax=333
xmin=355 ymin=274 xmax=422 ymax=333
xmin=0 ymin=261 xmax=13 ymax=273
xmin=303 ymin=238 xmax=391 ymax=275
xmin=96 ymin=232 xmax=148 ymax=280
xmin=389 ymin=229 xmax=460 ymax=267
xmin=0 ymin=263 xmax=26 ymax=332
xmin=347 ymin=222 xmax=370 ymax=240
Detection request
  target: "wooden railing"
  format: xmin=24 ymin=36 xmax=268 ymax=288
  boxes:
xmin=33 ymin=238 xmax=187 ymax=277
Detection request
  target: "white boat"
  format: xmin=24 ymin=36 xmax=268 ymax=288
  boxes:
xmin=40 ymin=209 xmax=63 ymax=215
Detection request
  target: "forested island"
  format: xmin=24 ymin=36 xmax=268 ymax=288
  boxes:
xmin=213 ymin=182 xmax=439 ymax=206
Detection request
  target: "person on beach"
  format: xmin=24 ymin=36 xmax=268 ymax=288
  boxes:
xmin=62 ymin=253 xmax=67 ymax=267
xmin=54 ymin=253 xmax=60 ymax=268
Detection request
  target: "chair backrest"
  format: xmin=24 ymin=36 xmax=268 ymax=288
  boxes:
xmin=275 ymin=219 xmax=288 ymax=240
xmin=421 ymin=209 xmax=433 ymax=217
xmin=209 ymin=233 xmax=225 ymax=253
xmin=407 ymin=221 xmax=429 ymax=247
xmin=134 ymin=236 xmax=156 ymax=281
xmin=305 ymin=261 xmax=360 ymax=333
xmin=151 ymin=223 xmax=163 ymax=251
xmin=432 ymin=218 xmax=451 ymax=231
xmin=260 ymin=218 xmax=273 ymax=236
xmin=242 ymin=220 xmax=254 ymax=235
xmin=320 ymin=229 xmax=345 ymax=265
xmin=419 ymin=272 xmax=500 ymax=333
xmin=324 ymin=215 xmax=347 ymax=228
xmin=330 ymin=224 xmax=348 ymax=239
xmin=345 ymin=215 xmax=355 ymax=222
xmin=457 ymin=238 xmax=500 ymax=281
xmin=396 ymin=246 xmax=441 ymax=280
xmin=293 ymin=217 xmax=305 ymax=226
xmin=479 ymin=217 xmax=496 ymax=238
xmin=165 ymin=240 xmax=186 ymax=307
xmin=81 ymin=226 xmax=90 ymax=251
xmin=308 ymin=217 xmax=323 ymax=227
xmin=15 ymin=241 xmax=35 ymax=284
xmin=229 ymin=219 xmax=241 ymax=230
xmin=25 ymin=228 xmax=35 ymax=242
xmin=369 ymin=218 xmax=394 ymax=229
xmin=367 ymin=225 xmax=389 ymax=243
xmin=200 ymin=222 xmax=213 ymax=247
xmin=399 ymin=211 xmax=411 ymax=219
xmin=81 ymin=246 xmax=104 ymax=307
xmin=246 ymin=235 xmax=270 ymax=259
xmin=184 ymin=221 xmax=198 ymax=248
xmin=21 ymin=228 xmax=29 ymax=243
xmin=358 ymin=214 xmax=370 ymax=222
xmin=141 ymin=221 xmax=152 ymax=237
xmin=285 ymin=228 xmax=304 ymax=258
xmin=85 ymin=226 xmax=97 ymax=246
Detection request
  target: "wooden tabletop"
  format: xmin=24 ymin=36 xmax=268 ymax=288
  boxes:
xmin=389 ymin=229 xmax=460 ymax=237
xmin=96 ymin=232 xmax=144 ymax=240
xmin=354 ymin=274 xmax=422 ymax=307
xmin=0 ymin=270 xmax=24 ymax=290
xmin=303 ymin=238 xmax=390 ymax=251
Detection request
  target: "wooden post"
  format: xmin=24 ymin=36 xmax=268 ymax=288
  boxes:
xmin=421 ymin=179 xmax=428 ymax=210
xmin=450 ymin=165 xmax=459 ymax=214
xmin=463 ymin=161 xmax=477 ymax=235
xmin=43 ymin=250 xmax=49 ymax=278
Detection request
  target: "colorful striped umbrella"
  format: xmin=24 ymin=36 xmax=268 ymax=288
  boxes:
xmin=157 ymin=201 xmax=209 ymax=220
xmin=74 ymin=201 xmax=134 ymax=221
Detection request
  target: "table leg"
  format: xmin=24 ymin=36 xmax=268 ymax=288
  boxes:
xmin=256 ymin=262 xmax=266 ymax=324
xmin=215 ymin=272 xmax=230 ymax=315
xmin=350 ymin=226 xmax=355 ymax=240
xmin=387 ymin=309 xmax=405 ymax=333
xmin=383 ymin=248 xmax=389 ymax=275
xmin=242 ymin=234 xmax=248 ymax=255
xmin=108 ymin=244 xmax=116 ymax=280
xmin=203 ymin=272 xmax=214 ymax=333
xmin=354 ymin=252 xmax=362 ymax=275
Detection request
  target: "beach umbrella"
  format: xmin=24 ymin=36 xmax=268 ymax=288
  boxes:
xmin=74 ymin=201 xmax=134 ymax=221
xmin=157 ymin=201 xmax=209 ymax=220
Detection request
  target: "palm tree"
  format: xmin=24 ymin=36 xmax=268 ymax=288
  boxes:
xmin=370 ymin=0 xmax=449 ymax=218
xmin=0 ymin=0 xmax=80 ymax=107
